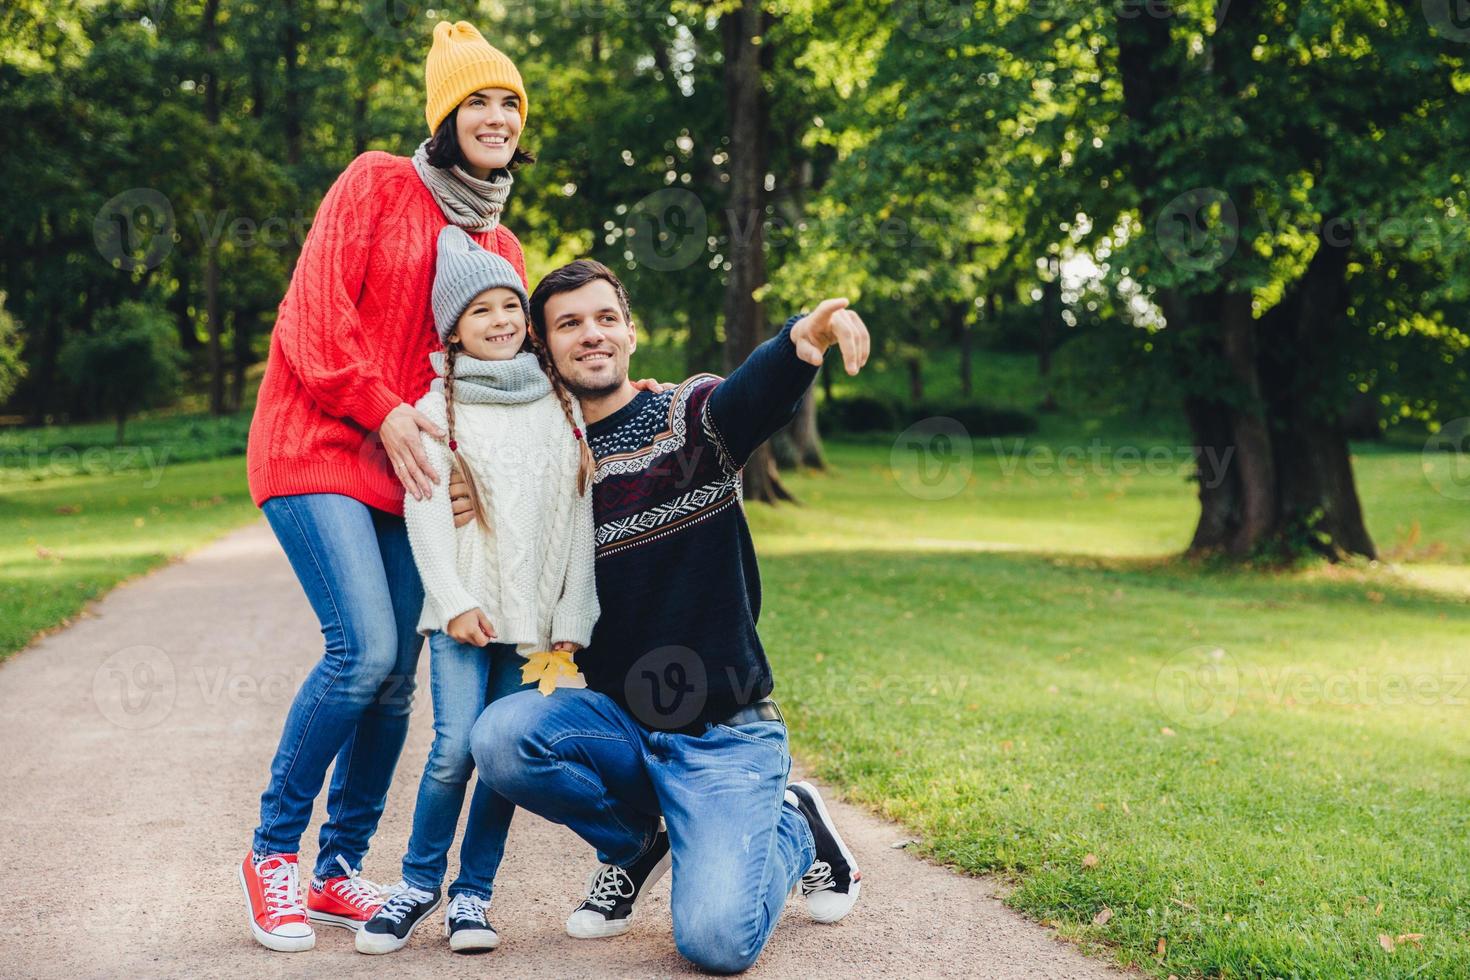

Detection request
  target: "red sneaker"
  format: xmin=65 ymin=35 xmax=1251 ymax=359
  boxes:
xmin=307 ymin=855 xmax=386 ymax=931
xmin=238 ymin=851 xmax=315 ymax=952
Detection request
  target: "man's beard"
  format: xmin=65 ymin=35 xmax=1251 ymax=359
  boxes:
xmin=562 ymin=368 xmax=626 ymax=401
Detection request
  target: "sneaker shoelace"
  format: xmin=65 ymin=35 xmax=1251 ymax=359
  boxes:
xmin=446 ymin=893 xmax=489 ymax=926
xmin=258 ymin=855 xmax=306 ymax=918
xmin=800 ymin=859 xmax=836 ymax=895
xmin=326 ymin=855 xmax=386 ymax=911
xmin=375 ymin=882 xmax=434 ymax=925
xmin=584 ymin=865 xmax=636 ymax=911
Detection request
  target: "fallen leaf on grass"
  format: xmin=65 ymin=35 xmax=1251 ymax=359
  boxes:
xmin=1379 ymin=934 xmax=1395 ymax=953
xmin=890 ymin=839 xmax=919 ymax=849
xmin=1396 ymin=933 xmax=1424 ymax=948
xmin=1156 ymin=937 xmax=1166 ymax=958
xmin=1082 ymin=853 xmax=1099 ymax=869
xmin=1161 ymin=726 xmax=1176 ymax=736
xmin=1092 ymin=907 xmax=1113 ymax=926
xmin=54 ymin=504 xmax=80 ymax=515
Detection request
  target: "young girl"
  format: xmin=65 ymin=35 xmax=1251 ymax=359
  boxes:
xmin=355 ymin=225 xmax=599 ymax=956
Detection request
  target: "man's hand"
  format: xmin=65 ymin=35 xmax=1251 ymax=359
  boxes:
xmin=448 ymin=465 xmax=476 ymax=529
xmin=790 ymin=298 xmax=871 ymax=375
xmin=380 ymin=403 xmax=445 ymax=501
xmin=447 ymin=608 xmax=496 ymax=647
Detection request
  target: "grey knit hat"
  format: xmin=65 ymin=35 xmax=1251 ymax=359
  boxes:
xmin=432 ymin=225 xmax=530 ymax=343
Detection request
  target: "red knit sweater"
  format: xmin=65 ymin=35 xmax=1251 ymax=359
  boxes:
xmin=246 ymin=151 xmax=528 ymax=515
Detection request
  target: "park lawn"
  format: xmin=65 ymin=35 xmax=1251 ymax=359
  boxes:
xmin=751 ymin=437 xmax=1470 ymax=979
xmin=0 ymin=456 xmax=259 ymax=660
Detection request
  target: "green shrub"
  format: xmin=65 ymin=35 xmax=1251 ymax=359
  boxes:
xmin=820 ymin=394 xmax=898 ymax=433
xmin=59 ymin=301 xmax=183 ymax=443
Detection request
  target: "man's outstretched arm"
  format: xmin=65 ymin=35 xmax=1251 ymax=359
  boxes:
xmin=706 ymin=299 xmax=871 ymax=469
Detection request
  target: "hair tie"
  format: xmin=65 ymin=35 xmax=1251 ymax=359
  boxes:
xmin=572 ymin=427 xmax=583 ymax=441
xmin=448 ymin=439 xmax=458 ymax=451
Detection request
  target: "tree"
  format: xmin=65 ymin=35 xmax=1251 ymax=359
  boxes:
xmin=59 ymin=301 xmax=183 ymax=442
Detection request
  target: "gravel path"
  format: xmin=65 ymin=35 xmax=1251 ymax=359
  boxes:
xmin=0 ymin=521 xmax=1128 ymax=979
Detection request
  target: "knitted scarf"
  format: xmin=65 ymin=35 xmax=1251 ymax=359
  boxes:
xmin=430 ymin=350 xmax=550 ymax=405
xmin=412 ymin=139 xmax=514 ymax=232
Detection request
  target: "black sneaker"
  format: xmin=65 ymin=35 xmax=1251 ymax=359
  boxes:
xmin=354 ymin=881 xmax=441 ymax=954
xmin=565 ymin=829 xmax=671 ymax=939
xmin=444 ymin=893 xmax=500 ymax=954
xmin=787 ymin=781 xmax=862 ymax=923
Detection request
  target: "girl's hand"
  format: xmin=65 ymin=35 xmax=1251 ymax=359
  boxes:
xmin=631 ymin=377 xmax=677 ymax=393
xmin=447 ymin=608 xmax=496 ymax=647
xmin=551 ymin=641 xmax=582 ymax=654
xmin=380 ymin=403 xmax=446 ymax=500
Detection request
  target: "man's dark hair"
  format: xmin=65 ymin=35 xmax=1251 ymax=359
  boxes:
xmin=426 ymin=108 xmax=536 ymax=172
xmin=529 ymin=259 xmax=634 ymax=337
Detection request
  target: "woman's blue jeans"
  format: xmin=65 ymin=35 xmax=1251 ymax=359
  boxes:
xmin=252 ymin=493 xmax=425 ymax=880
xmin=399 ymin=634 xmax=530 ymax=901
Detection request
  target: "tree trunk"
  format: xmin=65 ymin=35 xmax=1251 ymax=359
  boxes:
xmin=115 ymin=412 xmax=126 ymax=446
xmin=956 ymin=301 xmax=973 ymax=399
xmin=1038 ymin=267 xmax=1060 ymax=412
xmin=906 ymin=356 xmax=923 ymax=403
xmin=721 ymin=0 xmax=790 ymax=503
xmin=784 ymin=388 xmax=825 ymax=469
xmin=203 ymin=0 xmax=225 ymax=416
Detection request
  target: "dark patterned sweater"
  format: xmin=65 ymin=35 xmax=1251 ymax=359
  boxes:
xmin=579 ymin=316 xmax=817 ymax=731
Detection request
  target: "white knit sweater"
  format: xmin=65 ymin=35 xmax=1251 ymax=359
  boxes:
xmin=403 ymin=388 xmax=599 ymax=655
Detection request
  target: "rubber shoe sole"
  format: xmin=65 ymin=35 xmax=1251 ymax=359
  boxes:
xmin=565 ymin=848 xmax=671 ymax=940
xmin=791 ymin=780 xmax=862 ymax=924
xmin=307 ymin=907 xmax=370 ymax=932
xmin=355 ymin=896 xmax=442 ymax=955
xmin=446 ymin=920 xmax=501 ymax=953
xmin=238 ymin=864 xmax=315 ymax=953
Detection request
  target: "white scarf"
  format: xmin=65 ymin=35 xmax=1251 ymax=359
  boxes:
xmin=411 ymin=139 xmax=513 ymax=232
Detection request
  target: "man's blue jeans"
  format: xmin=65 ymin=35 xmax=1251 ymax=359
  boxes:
xmin=253 ymin=493 xmax=425 ymax=880
xmin=471 ymin=688 xmax=816 ymax=974
xmin=400 ymin=634 xmax=530 ymax=901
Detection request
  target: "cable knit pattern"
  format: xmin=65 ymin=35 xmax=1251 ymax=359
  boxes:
xmin=402 ymin=388 xmax=599 ymax=656
xmin=246 ymin=151 xmax=528 ymax=515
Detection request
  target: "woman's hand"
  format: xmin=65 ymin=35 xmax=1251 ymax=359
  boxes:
xmin=447 ymin=608 xmax=496 ymax=647
xmin=551 ymin=641 xmax=582 ymax=654
xmin=631 ymin=377 xmax=677 ymax=393
xmin=380 ymin=403 xmax=446 ymax=501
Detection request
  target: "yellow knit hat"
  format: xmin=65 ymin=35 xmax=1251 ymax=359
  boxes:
xmin=424 ymin=21 xmax=528 ymax=134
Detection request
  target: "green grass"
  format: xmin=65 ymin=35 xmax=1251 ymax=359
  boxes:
xmin=5 ymin=387 xmax=1468 ymax=976
xmin=0 ymin=456 xmax=259 ymax=659
xmin=749 ymin=433 xmax=1470 ymax=978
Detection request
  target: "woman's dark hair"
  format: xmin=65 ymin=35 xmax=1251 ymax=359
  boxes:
xmin=426 ymin=107 xmax=536 ymax=172
xmin=529 ymin=259 xmax=634 ymax=338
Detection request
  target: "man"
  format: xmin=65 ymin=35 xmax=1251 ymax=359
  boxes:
xmin=461 ymin=259 xmax=869 ymax=973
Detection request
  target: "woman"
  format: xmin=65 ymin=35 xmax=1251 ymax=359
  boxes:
xmin=237 ymin=21 xmax=535 ymax=953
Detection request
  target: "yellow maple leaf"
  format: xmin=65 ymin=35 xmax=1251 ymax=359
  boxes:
xmin=521 ymin=649 xmax=579 ymax=696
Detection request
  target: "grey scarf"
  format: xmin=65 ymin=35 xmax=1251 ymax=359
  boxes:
xmin=430 ymin=350 xmax=550 ymax=405
xmin=412 ymin=139 xmax=514 ymax=233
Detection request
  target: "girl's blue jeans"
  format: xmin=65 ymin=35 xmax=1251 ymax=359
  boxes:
xmin=399 ymin=632 xmax=530 ymax=900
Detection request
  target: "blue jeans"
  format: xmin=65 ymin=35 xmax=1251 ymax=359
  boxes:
xmin=472 ymin=689 xmax=815 ymax=974
xmin=400 ymin=634 xmax=530 ymax=900
xmin=253 ymin=493 xmax=425 ymax=880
